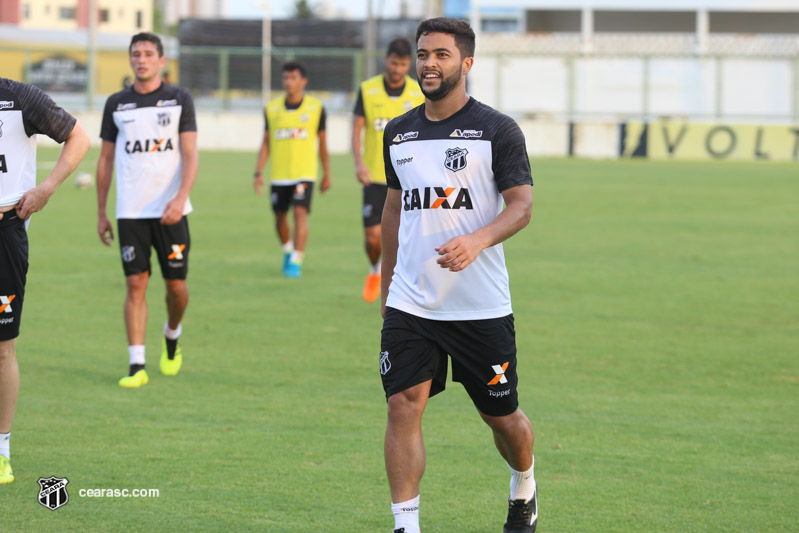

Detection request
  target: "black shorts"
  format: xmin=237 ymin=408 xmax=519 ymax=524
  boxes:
xmin=271 ymin=181 xmax=314 ymax=214
xmin=380 ymin=307 xmax=519 ymax=417
xmin=0 ymin=212 xmax=28 ymax=341
xmin=363 ymin=183 xmax=388 ymax=228
xmin=117 ymin=217 xmax=190 ymax=279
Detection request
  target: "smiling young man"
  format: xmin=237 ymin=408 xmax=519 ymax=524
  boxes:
xmin=96 ymin=32 xmax=199 ymax=387
xmin=379 ymin=18 xmax=537 ymax=533
xmin=254 ymin=62 xmax=331 ymax=278
xmin=352 ymin=38 xmax=424 ymax=302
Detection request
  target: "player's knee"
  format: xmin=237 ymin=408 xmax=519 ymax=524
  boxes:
xmin=125 ymin=273 xmax=149 ymax=295
xmin=0 ymin=340 xmax=16 ymax=362
xmin=387 ymin=389 xmax=425 ymax=420
xmin=165 ymin=279 xmax=187 ymax=296
xmin=480 ymin=407 xmax=526 ymax=435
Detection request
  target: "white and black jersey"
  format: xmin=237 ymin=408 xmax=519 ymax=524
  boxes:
xmin=0 ymin=78 xmax=76 ymax=208
xmin=100 ymin=83 xmax=196 ymax=219
xmin=383 ymin=97 xmax=532 ymax=320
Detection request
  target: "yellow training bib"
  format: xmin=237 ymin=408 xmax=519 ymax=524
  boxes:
xmin=266 ymin=96 xmax=323 ymax=183
xmin=360 ymin=75 xmax=424 ymax=184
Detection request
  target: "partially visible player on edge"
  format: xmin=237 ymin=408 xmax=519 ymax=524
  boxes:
xmin=96 ymin=32 xmax=199 ymax=388
xmin=0 ymin=77 xmax=90 ymax=483
xmin=379 ymin=18 xmax=537 ymax=533
xmin=352 ymin=38 xmax=424 ymax=302
xmin=254 ymin=61 xmax=331 ymax=278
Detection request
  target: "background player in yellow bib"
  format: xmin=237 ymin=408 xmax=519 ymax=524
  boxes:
xmin=254 ymin=62 xmax=331 ymax=278
xmin=352 ymin=39 xmax=424 ymax=302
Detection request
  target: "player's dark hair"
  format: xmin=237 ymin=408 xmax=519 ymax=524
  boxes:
xmin=415 ymin=17 xmax=475 ymax=59
xmin=129 ymin=32 xmax=164 ymax=57
xmin=386 ymin=38 xmax=412 ymax=58
xmin=282 ymin=61 xmax=307 ymax=78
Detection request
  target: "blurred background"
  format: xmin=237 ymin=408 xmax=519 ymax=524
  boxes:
xmin=1 ymin=0 xmax=797 ymax=159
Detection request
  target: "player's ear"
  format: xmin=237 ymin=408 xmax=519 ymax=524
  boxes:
xmin=461 ymin=56 xmax=474 ymax=76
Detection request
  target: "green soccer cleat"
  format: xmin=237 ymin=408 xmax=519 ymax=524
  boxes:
xmin=119 ymin=369 xmax=149 ymax=388
xmin=0 ymin=456 xmax=14 ymax=484
xmin=160 ymin=338 xmax=183 ymax=376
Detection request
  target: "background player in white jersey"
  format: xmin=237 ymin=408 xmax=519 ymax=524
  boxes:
xmin=352 ymin=38 xmax=424 ymax=302
xmin=96 ymin=33 xmax=199 ymax=388
xmin=380 ymin=19 xmax=537 ymax=533
xmin=0 ymin=78 xmax=90 ymax=483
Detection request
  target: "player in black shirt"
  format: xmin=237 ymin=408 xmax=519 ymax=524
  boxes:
xmin=0 ymin=78 xmax=89 ymax=483
xmin=379 ymin=19 xmax=537 ymax=533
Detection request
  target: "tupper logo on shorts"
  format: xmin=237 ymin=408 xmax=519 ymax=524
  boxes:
xmin=121 ymin=246 xmax=136 ymax=263
xmin=38 ymin=476 xmax=70 ymax=511
xmin=0 ymin=295 xmax=15 ymax=313
xmin=379 ymin=351 xmax=391 ymax=375
xmin=488 ymin=362 xmax=509 ymax=385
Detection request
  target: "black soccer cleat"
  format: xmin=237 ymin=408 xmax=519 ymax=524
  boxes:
xmin=503 ymin=488 xmax=538 ymax=533
xmin=393 ymin=529 xmax=405 ymax=533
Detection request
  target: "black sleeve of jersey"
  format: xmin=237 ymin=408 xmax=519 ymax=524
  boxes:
xmin=99 ymin=96 xmax=118 ymax=142
xmin=319 ymin=107 xmax=327 ymax=132
xmin=383 ymin=120 xmax=401 ymax=190
xmin=263 ymin=108 xmax=268 ymax=132
xmin=178 ymin=89 xmax=197 ymax=133
xmin=17 ymin=83 xmax=76 ymax=142
xmin=353 ymin=89 xmax=365 ymax=117
xmin=492 ymin=118 xmax=533 ymax=191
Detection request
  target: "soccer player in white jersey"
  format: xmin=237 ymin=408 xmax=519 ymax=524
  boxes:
xmin=379 ymin=18 xmax=537 ymax=533
xmin=0 ymin=78 xmax=90 ymax=483
xmin=96 ymin=33 xmax=199 ymax=388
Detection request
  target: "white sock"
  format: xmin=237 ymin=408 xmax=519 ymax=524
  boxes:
xmin=0 ymin=432 xmax=9 ymax=459
xmin=391 ymin=494 xmax=420 ymax=533
xmin=370 ymin=260 xmax=381 ymax=275
xmin=290 ymin=250 xmax=304 ymax=264
xmin=164 ymin=322 xmax=182 ymax=340
xmin=509 ymin=456 xmax=536 ymax=502
xmin=281 ymin=241 xmax=293 ymax=254
xmin=128 ymin=345 xmax=146 ymax=366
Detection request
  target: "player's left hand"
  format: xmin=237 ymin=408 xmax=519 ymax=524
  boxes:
xmin=160 ymin=197 xmax=185 ymax=225
xmin=321 ymin=174 xmax=331 ymax=193
xmin=435 ymin=234 xmax=485 ymax=272
xmin=16 ymin=184 xmax=54 ymax=220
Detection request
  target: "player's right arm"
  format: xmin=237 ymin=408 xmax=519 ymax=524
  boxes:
xmin=254 ymin=109 xmax=270 ymax=196
xmin=351 ymin=114 xmax=371 ymax=186
xmin=351 ymin=88 xmax=371 ymax=186
xmin=96 ymin=140 xmax=116 ymax=246
xmin=380 ymin=187 xmax=401 ymax=318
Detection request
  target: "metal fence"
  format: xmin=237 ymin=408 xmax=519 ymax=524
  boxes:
xmin=1 ymin=44 xmax=797 ymax=122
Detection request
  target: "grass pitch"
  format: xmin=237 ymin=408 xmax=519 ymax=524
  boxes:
xmin=1 ymin=150 xmax=797 ymax=532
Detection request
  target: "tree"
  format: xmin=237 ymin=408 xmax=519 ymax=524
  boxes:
xmin=294 ymin=0 xmax=314 ymax=19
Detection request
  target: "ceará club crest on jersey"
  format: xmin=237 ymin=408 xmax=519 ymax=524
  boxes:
xmin=444 ymin=147 xmax=468 ymax=172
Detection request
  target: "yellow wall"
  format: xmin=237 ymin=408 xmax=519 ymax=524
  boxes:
xmin=622 ymin=121 xmax=799 ymax=162
xmin=0 ymin=46 xmax=178 ymax=95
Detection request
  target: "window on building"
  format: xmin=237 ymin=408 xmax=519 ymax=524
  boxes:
xmin=100 ymin=9 xmax=109 ymax=22
xmin=709 ymin=11 xmax=799 ymax=34
xmin=525 ymin=10 xmax=582 ymax=32
xmin=482 ymin=18 xmax=520 ymax=33
xmin=594 ymin=11 xmax=695 ymax=33
xmin=59 ymin=6 xmax=76 ymax=20
xmin=22 ymin=4 xmax=30 ymax=19
xmin=136 ymin=10 xmax=143 ymax=28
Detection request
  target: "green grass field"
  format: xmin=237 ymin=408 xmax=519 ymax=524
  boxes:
xmin=2 ymin=149 xmax=797 ymax=532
